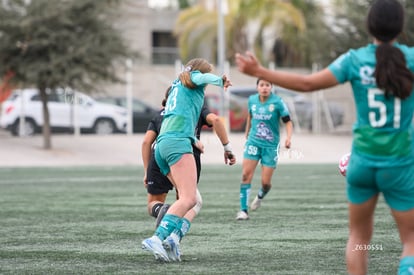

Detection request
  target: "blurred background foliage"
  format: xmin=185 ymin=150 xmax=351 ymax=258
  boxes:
xmin=0 ymin=0 xmax=132 ymax=149
xmin=173 ymin=0 xmax=414 ymax=68
xmin=0 ymin=0 xmax=131 ymax=92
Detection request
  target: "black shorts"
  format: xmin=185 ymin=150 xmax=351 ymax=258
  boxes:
xmin=146 ymin=149 xmax=202 ymax=195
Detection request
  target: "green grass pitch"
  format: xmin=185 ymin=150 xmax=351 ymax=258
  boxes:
xmin=0 ymin=164 xmax=400 ymax=274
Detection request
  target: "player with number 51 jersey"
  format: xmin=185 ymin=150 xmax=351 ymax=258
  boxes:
xmin=235 ymin=1 xmax=414 ymax=273
xmin=329 ymin=44 xmax=414 ymax=168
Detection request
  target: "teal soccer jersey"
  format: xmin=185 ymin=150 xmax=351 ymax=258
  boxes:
xmin=155 ymin=70 xmax=223 ymax=175
xmin=328 ymin=43 xmax=414 ymax=167
xmin=247 ymin=93 xmax=290 ymax=148
xmin=158 ymin=71 xmax=223 ymax=144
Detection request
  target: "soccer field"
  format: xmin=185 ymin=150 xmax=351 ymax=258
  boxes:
xmin=0 ymin=164 xmax=400 ymax=274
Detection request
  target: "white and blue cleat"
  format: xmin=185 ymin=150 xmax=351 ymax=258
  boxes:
xmin=163 ymin=233 xmax=181 ymax=262
xmin=142 ymin=236 xmax=169 ymax=262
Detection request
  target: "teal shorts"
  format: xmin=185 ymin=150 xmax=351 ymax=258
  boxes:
xmin=243 ymin=140 xmax=279 ymax=168
xmin=155 ymin=137 xmax=193 ymax=176
xmin=346 ymin=153 xmax=414 ymax=211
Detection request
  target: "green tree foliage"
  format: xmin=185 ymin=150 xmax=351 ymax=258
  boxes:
xmin=174 ymin=0 xmax=305 ymax=64
xmin=272 ymin=0 xmax=414 ymax=68
xmin=174 ymin=0 xmax=414 ymax=69
xmin=273 ymin=0 xmax=334 ymax=67
xmin=0 ymin=0 xmax=131 ymax=149
xmin=178 ymin=0 xmax=191 ymax=9
xmin=326 ymin=0 xmax=413 ymax=64
xmin=329 ymin=0 xmax=372 ymax=57
xmin=404 ymin=1 xmax=414 ymax=44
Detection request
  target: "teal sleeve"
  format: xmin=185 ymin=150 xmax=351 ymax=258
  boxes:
xmin=279 ymin=99 xmax=290 ymax=117
xmin=327 ymin=52 xmax=351 ymax=84
xmin=191 ymin=71 xmax=223 ymax=87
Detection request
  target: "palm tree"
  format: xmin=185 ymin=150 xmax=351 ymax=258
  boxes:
xmin=174 ymin=0 xmax=305 ymax=64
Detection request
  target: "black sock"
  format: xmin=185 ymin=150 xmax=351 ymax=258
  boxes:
xmin=151 ymin=203 xmax=164 ymax=218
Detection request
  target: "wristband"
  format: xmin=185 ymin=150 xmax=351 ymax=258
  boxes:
xmin=223 ymin=142 xmax=232 ymax=152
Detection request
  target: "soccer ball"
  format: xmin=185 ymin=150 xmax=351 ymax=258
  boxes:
xmin=338 ymin=153 xmax=351 ymax=177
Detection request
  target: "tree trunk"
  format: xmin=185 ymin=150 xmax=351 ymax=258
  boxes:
xmin=39 ymin=88 xmax=52 ymax=150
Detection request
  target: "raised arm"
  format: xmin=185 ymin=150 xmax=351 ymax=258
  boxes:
xmin=235 ymin=52 xmax=338 ymax=92
xmin=191 ymin=71 xmax=232 ymax=90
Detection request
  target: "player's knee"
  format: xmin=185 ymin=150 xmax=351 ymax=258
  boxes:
xmin=242 ymin=173 xmax=253 ymax=183
xmin=178 ymin=189 xmax=201 ymax=210
xmin=178 ymin=196 xmax=197 ymax=210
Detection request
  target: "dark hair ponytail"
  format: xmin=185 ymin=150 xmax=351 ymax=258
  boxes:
xmin=375 ymin=44 xmax=413 ymax=99
xmin=368 ymin=0 xmax=413 ymax=99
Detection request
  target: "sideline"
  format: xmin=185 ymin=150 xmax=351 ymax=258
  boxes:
xmin=0 ymin=131 xmax=352 ymax=167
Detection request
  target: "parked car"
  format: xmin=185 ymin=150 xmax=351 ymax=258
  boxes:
xmin=228 ymin=86 xmax=344 ymax=131
xmin=0 ymin=89 xmax=128 ymax=136
xmin=204 ymin=92 xmax=249 ymax=132
xmin=94 ymin=96 xmax=159 ymax=133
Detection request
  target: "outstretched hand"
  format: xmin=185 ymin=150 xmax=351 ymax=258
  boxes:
xmin=235 ymin=51 xmax=262 ymax=77
xmin=222 ymin=74 xmax=232 ymax=91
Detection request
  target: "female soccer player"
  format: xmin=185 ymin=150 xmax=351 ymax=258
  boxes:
xmin=236 ymin=78 xmax=293 ymax=220
xmin=142 ymin=89 xmax=236 ymax=228
xmin=141 ymin=58 xmax=232 ymax=262
xmin=236 ymin=0 xmax=414 ymax=273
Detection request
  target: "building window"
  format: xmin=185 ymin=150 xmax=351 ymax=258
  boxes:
xmin=152 ymin=31 xmax=179 ymax=64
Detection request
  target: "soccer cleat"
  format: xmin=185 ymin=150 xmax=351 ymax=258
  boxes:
xmin=163 ymin=233 xmax=181 ymax=262
xmin=236 ymin=211 xmax=249 ymax=220
xmin=155 ymin=204 xmax=170 ymax=229
xmin=250 ymin=196 xmax=262 ymax=211
xmin=142 ymin=236 xmax=169 ymax=262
